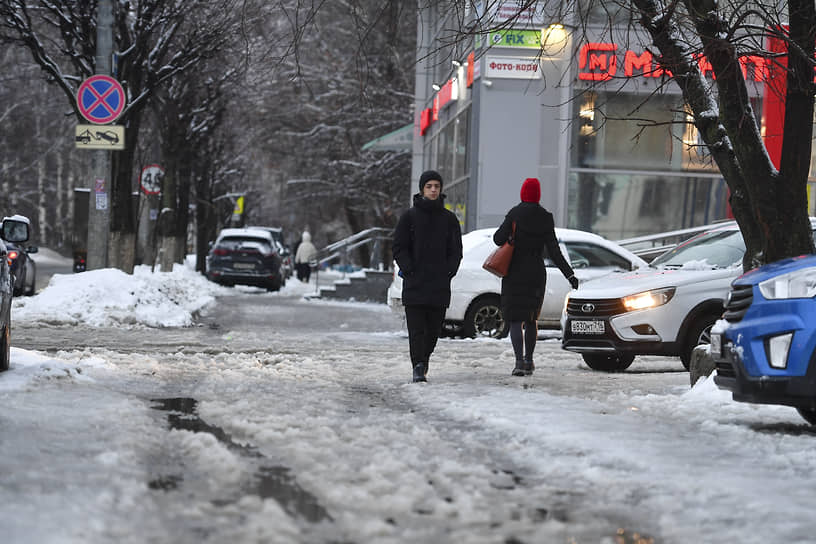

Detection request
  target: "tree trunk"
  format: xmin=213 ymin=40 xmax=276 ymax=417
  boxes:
xmin=634 ymin=0 xmax=815 ymax=270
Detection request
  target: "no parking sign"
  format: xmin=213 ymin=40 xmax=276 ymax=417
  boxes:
xmin=76 ymin=75 xmax=126 ymax=124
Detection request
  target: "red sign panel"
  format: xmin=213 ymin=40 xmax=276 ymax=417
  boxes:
xmin=420 ymin=108 xmax=432 ymax=136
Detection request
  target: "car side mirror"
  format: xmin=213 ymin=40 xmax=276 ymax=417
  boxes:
xmin=0 ymin=216 xmax=30 ymax=243
xmin=27 ymin=246 xmax=39 ymax=254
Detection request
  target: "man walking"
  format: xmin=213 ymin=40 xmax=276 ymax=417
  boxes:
xmin=392 ymin=170 xmax=463 ymax=382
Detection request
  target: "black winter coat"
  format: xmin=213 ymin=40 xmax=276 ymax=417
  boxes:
xmin=493 ymin=202 xmax=574 ymax=322
xmin=392 ymin=194 xmax=463 ymax=307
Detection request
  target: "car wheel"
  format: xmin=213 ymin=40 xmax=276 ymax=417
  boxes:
xmin=266 ymin=278 xmax=282 ymax=292
xmin=12 ymin=270 xmax=23 ymax=297
xmin=0 ymin=324 xmax=9 ymax=372
xmin=680 ymin=313 xmax=719 ymax=370
xmin=581 ymin=353 xmax=635 ymax=371
xmin=463 ymin=295 xmax=508 ymax=339
xmin=796 ymin=408 xmax=816 ymax=425
xmin=24 ymin=263 xmax=36 ymax=296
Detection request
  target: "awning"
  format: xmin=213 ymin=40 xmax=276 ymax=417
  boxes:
xmin=361 ymin=124 xmax=413 ymax=152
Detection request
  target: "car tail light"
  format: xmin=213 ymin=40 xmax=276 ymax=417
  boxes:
xmin=7 ymin=250 xmax=18 ymax=265
xmin=212 ymin=248 xmax=230 ymax=256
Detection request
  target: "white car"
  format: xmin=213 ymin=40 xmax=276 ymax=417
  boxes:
xmin=387 ymin=227 xmax=648 ymax=338
xmin=561 ymin=219 xmax=816 ymax=372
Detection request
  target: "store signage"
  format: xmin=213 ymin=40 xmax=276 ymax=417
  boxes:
xmin=475 ymin=1 xmax=545 ymax=25
xmin=485 ymin=56 xmax=541 ymax=79
xmin=437 ymin=78 xmax=457 ymax=106
xmin=420 ymin=108 xmax=432 ymax=135
xmin=467 ymin=51 xmax=475 ymax=87
xmin=578 ymin=42 xmax=771 ymax=83
xmin=488 ymin=29 xmax=541 ymax=49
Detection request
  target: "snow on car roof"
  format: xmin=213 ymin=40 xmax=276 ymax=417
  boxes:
xmin=463 ymin=227 xmax=646 ymax=266
xmin=216 ymin=227 xmax=274 ymax=241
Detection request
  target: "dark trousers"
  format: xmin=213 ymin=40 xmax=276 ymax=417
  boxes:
xmin=404 ymin=305 xmax=446 ymax=368
xmin=296 ymin=263 xmax=311 ymax=282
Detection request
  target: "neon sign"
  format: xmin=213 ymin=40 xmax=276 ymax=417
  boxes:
xmin=578 ymin=42 xmax=771 ymax=82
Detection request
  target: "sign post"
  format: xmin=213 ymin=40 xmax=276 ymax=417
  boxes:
xmin=84 ymin=0 xmax=116 ymax=270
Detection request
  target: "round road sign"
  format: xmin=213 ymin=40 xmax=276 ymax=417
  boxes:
xmin=77 ymin=75 xmax=126 ymax=124
xmin=140 ymin=164 xmax=164 ymax=195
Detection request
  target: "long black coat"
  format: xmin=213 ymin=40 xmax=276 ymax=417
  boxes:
xmin=493 ymin=202 xmax=574 ymax=322
xmin=392 ymin=194 xmax=463 ymax=308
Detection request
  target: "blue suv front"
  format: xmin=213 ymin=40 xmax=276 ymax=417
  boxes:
xmin=713 ymin=254 xmax=816 ymax=424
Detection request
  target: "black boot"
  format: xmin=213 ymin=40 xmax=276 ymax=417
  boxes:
xmin=511 ymin=359 xmax=526 ymax=376
xmin=524 ymin=358 xmax=535 ymax=376
xmin=412 ymin=364 xmax=427 ymax=382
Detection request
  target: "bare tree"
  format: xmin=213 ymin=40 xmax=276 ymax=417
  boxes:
xmin=0 ymin=0 xmax=245 ymax=270
xmin=248 ymin=0 xmax=416 ymax=248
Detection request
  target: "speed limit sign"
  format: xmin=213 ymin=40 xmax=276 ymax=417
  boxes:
xmin=140 ymin=164 xmax=164 ymax=195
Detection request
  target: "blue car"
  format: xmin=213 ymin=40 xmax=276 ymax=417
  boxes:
xmin=713 ymin=253 xmax=816 ymax=424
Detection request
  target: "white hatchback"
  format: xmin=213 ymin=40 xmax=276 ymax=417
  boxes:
xmin=387 ymin=227 xmax=648 ymax=338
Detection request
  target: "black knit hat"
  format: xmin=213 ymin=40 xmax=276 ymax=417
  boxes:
xmin=418 ymin=170 xmax=443 ymax=192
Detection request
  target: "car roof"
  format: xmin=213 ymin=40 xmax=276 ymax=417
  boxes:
xmin=247 ymin=225 xmax=283 ymax=234
xmin=216 ymin=228 xmax=274 ymax=242
xmin=464 ymin=227 xmax=648 ymax=266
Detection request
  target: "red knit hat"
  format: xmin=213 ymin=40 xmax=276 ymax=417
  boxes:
xmin=520 ymin=177 xmax=540 ymax=203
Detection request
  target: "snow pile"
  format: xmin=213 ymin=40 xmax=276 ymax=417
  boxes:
xmin=12 ymin=263 xmax=228 ymax=327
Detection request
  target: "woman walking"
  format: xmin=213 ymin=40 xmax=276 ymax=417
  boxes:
xmin=493 ymin=177 xmax=579 ymax=376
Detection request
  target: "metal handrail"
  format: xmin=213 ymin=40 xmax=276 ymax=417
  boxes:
xmin=315 ymin=227 xmax=394 ymax=272
xmin=615 ymin=219 xmax=736 ymax=259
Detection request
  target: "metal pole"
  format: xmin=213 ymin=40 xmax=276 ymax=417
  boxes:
xmin=87 ymin=0 xmax=113 ymax=269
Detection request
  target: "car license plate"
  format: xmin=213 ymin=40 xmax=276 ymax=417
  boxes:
xmin=710 ymin=333 xmax=722 ymax=358
xmin=570 ymin=320 xmax=605 ymax=334
xmin=233 ymin=262 xmax=255 ymax=270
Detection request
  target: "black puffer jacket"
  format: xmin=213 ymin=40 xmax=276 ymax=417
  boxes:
xmin=392 ymin=194 xmax=463 ymax=307
xmin=493 ymin=202 xmax=574 ymax=322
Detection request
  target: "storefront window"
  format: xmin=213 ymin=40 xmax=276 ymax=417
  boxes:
xmin=567 ymin=171 xmax=730 ymax=239
xmin=443 ymin=178 xmax=468 ymax=227
xmin=576 ymin=0 xmax=633 ymax=25
xmin=453 ymin=107 xmax=470 ymax=180
xmin=572 ymin=91 xmax=722 ymax=172
xmin=425 ymin=107 xmax=471 ymax=185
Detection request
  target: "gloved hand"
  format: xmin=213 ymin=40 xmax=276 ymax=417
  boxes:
xmin=568 ymin=275 xmax=579 ymax=289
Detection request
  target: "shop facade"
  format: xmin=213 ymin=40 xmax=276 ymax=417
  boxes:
xmin=411 ymin=2 xmax=816 ymax=239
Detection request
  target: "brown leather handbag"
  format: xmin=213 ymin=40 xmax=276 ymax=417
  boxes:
xmin=482 ymin=222 xmax=516 ymax=278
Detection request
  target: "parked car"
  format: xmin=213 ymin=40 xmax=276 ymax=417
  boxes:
xmin=6 ymin=240 xmax=38 ymax=296
xmin=205 ymin=228 xmax=284 ymax=291
xmin=248 ymin=226 xmax=293 ymax=281
xmin=387 ymin=227 xmax=648 ymax=338
xmin=0 ymin=215 xmax=33 ymax=371
xmin=562 ymin=220 xmax=816 ymax=372
xmin=712 ymin=253 xmax=816 ymax=425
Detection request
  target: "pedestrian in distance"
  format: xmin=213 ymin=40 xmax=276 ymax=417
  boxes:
xmin=493 ymin=177 xmax=579 ymax=377
xmin=294 ymin=231 xmax=318 ymax=282
xmin=392 ymin=170 xmax=463 ymax=383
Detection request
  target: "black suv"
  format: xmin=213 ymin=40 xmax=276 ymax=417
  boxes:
xmin=0 ymin=215 xmax=33 ymax=371
xmin=205 ymin=228 xmax=284 ymax=291
xmin=6 ymin=239 xmax=38 ymax=296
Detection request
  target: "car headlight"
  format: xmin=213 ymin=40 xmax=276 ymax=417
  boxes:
xmin=758 ymin=267 xmax=816 ymax=299
xmin=622 ymin=287 xmax=676 ymax=311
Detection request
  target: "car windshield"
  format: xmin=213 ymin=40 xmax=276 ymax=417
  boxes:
xmin=218 ymin=237 xmax=273 ymax=254
xmin=651 ymin=229 xmax=745 ymax=270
